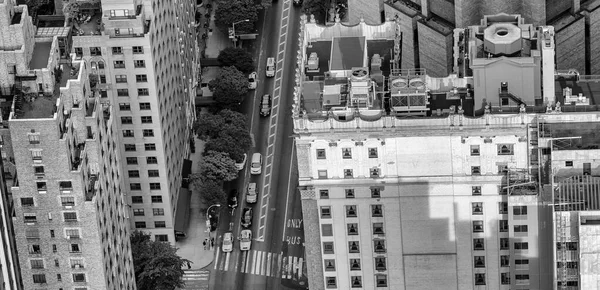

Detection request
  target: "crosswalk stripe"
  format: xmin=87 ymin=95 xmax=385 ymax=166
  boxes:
xmin=276 ymin=253 xmax=282 ymax=278
xmin=240 ymin=251 xmax=248 ymax=273
xmin=245 ymin=250 xmax=252 ymax=273
xmin=261 ymin=251 xmax=267 ymax=276
xmin=214 ymin=247 xmax=220 ymax=270
xmin=224 ymin=252 xmax=230 ymax=270
xmin=266 ymin=252 xmax=272 ymax=277
xmin=287 ymin=256 xmax=295 ymax=279
xmin=297 ymin=257 xmax=303 ymax=280
xmin=252 ymin=250 xmax=259 ymax=275
xmin=256 ymin=250 xmax=263 ymax=275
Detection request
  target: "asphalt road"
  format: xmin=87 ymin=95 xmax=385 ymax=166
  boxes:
xmin=208 ymin=0 xmax=305 ymax=289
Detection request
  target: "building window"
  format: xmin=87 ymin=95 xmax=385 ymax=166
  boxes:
xmin=66 ymin=229 xmax=80 ymax=239
xmin=140 ymin=102 xmax=151 ymax=110
xmin=351 ymin=276 xmax=362 ymax=288
xmin=375 ymin=257 xmax=387 ymax=270
xmin=370 ymin=167 xmax=381 ymax=178
xmin=133 ymin=46 xmax=144 ymax=54
xmin=497 ymin=144 xmax=514 ymax=155
xmin=470 ymin=145 xmax=480 ymax=156
xmin=326 ymin=277 xmax=337 ymax=288
xmin=148 ymin=170 xmax=159 ymax=177
xmin=152 ymin=208 xmax=164 ymax=216
xmin=319 ymin=190 xmax=329 ymax=199
xmin=320 ymin=206 xmax=331 ymax=218
xmin=37 ymin=182 xmax=47 ymax=193
xmin=500 ymin=238 xmax=509 ymax=250
xmin=515 ymin=274 xmax=529 ymax=285
xmin=31 ymin=150 xmax=42 ymax=161
xmin=26 ymin=228 xmax=40 ymax=239
xmin=130 ymin=183 xmax=141 ymax=190
xmin=74 ymin=47 xmax=83 ymax=58
xmin=70 ymin=244 xmax=80 ymax=253
xmin=472 ymin=221 xmax=484 ymax=232
xmin=371 ymin=187 xmax=381 ymax=198
xmin=147 ymin=157 xmax=158 ymax=164
xmin=350 ymin=258 xmax=361 ymax=270
xmin=138 ymin=88 xmax=149 ymax=96
xmin=141 ymin=116 xmax=153 ymax=123
xmin=499 ymin=220 xmax=508 ymax=232
xmin=376 ymin=274 xmax=388 ymax=287
xmin=513 ymin=206 xmax=527 ymax=216
xmin=60 ymin=198 xmax=75 ymax=206
xmin=514 ymin=242 xmax=529 ymax=250
xmin=373 ymin=239 xmax=386 ymax=253
xmin=32 ymin=274 xmax=46 ymax=284
xmin=113 ymin=60 xmax=125 ymax=68
xmin=500 ymin=255 xmax=510 ymax=267
xmin=34 ymin=166 xmax=44 ymax=175
xmin=112 ymin=47 xmax=123 ymax=54
xmin=119 ymin=103 xmax=131 ymax=111
xmin=155 ymin=221 xmax=166 ymax=228
xmin=21 ymin=197 xmax=34 ymax=207
xmin=73 ymin=273 xmax=86 ymax=282
xmin=133 ymin=208 xmax=144 ymax=216
xmin=368 ymin=147 xmax=378 ymax=158
xmin=316 ymin=149 xmax=326 ymax=159
xmin=99 ymin=75 xmax=106 ymax=83
xmin=121 ymin=117 xmax=133 ymax=124
xmin=150 ymin=183 xmax=161 ymax=190
xmin=472 ymin=202 xmax=483 ymax=215
xmin=473 ymin=238 xmax=484 ymax=250
xmin=63 ymin=212 xmax=77 ymax=221
xmin=501 ymin=273 xmax=510 ymax=285
xmin=28 ymin=134 xmax=40 ymax=144
xmin=342 ymin=148 xmax=352 ymax=159
xmin=136 ymin=74 xmax=148 ymax=82
xmin=346 ymin=205 xmax=357 ymax=217
xmin=134 ymin=60 xmax=146 ymax=68
xmin=155 ymin=235 xmax=168 ymax=242
xmin=516 ymin=259 xmax=529 ymax=270
xmin=131 ymin=197 xmax=143 ymax=204
xmin=474 ymin=256 xmax=485 ymax=268
xmin=324 ymin=259 xmax=335 ymax=271
xmin=318 ymin=170 xmax=328 ymax=179
xmin=347 ymin=223 xmax=358 ymax=235
xmin=321 ymin=224 xmax=333 ymax=236
xmin=28 ymin=244 xmax=41 ymax=254
xmin=348 ymin=241 xmax=360 ymax=253
xmin=474 ymin=273 xmax=486 ymax=285
xmin=145 ymin=143 xmax=156 ymax=151
xmin=151 ymin=195 xmax=162 ymax=203
xmin=30 ymin=259 xmax=44 ymax=269
xmin=135 ymin=222 xmax=146 ymax=228
xmin=514 ymin=225 xmax=528 ymax=233
xmin=372 ymin=205 xmax=383 ymax=217
xmin=343 ymin=169 xmax=353 ymax=178
xmin=345 ymin=189 xmax=355 ymax=198
xmin=373 ymin=222 xmax=384 ymax=235
xmin=70 ymin=258 xmax=84 ymax=269
xmin=498 ymin=164 xmax=508 ymax=174
xmin=565 ymin=160 xmax=573 ymax=167
xmin=323 ymin=242 xmax=334 ymax=254
xmin=115 ymin=75 xmax=127 ymax=83
xmin=499 ymin=202 xmax=508 ymax=214
xmin=90 ymin=47 xmax=102 ymax=56
xmin=117 ymin=89 xmax=129 ymax=96
xmin=471 ymin=166 xmax=481 ymax=175
xmin=128 ymin=170 xmax=140 ymax=178
xmin=122 ymin=130 xmax=134 ymax=137
xmin=24 ymin=213 xmax=37 ymax=223
xmin=472 ymin=186 xmax=481 ymax=195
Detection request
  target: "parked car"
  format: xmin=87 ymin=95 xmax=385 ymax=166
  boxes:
xmin=248 ymin=72 xmax=257 ymax=89
xmin=293 ymin=0 xmax=303 ymax=6
xmin=235 ymin=153 xmax=247 ymax=171
xmin=222 ymin=232 xmax=233 ymax=252
xmin=246 ymin=182 xmax=257 ymax=203
xmin=241 ymin=207 xmax=253 ymax=228
xmin=239 ymin=230 xmax=252 ymax=251
xmin=250 ymin=153 xmax=262 ymax=175
xmin=266 ymin=57 xmax=275 ymax=77
xmin=260 ymin=94 xmax=272 ymax=117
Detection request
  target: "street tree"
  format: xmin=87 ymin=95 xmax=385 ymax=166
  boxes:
xmin=303 ymin=0 xmax=331 ymax=24
xmin=199 ymin=150 xmax=238 ymax=181
xmin=217 ymin=47 xmax=255 ymax=74
xmin=204 ymin=133 xmax=246 ymax=163
xmin=193 ymin=109 xmax=249 ymax=140
xmin=208 ymin=66 xmax=248 ymax=108
xmin=193 ymin=177 xmax=227 ymax=207
xmin=214 ymin=0 xmax=258 ymax=35
xmin=130 ymin=231 xmax=190 ymax=290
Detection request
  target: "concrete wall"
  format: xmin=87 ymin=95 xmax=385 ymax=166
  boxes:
xmin=554 ymin=16 xmax=586 ymax=73
xmin=472 ymin=60 xmax=538 ymax=106
xmin=416 ymin=22 xmax=453 ymax=77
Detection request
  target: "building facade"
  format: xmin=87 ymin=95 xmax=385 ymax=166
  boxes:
xmin=293 ymin=13 xmax=599 ymax=290
xmin=70 ymin=0 xmax=198 ymax=242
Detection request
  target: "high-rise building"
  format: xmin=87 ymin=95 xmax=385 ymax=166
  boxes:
xmin=293 ymin=13 xmax=600 ymax=290
xmin=70 ymin=0 xmax=198 ymax=242
xmin=345 ymin=0 xmax=600 ymax=77
xmin=0 ymin=1 xmax=136 ymax=288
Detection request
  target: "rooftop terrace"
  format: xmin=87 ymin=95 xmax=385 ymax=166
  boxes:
xmin=29 ymin=41 xmax=51 ymax=69
xmin=73 ymin=10 xmax=102 ymax=36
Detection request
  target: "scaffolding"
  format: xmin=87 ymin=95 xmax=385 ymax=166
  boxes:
xmin=502 ymin=168 xmax=538 ymax=196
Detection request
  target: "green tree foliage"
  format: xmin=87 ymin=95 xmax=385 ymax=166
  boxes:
xmin=217 ymin=47 xmax=255 ymax=74
xmin=192 ymin=177 xmax=227 ymax=207
xmin=130 ymin=231 xmax=190 ymax=290
xmin=62 ymin=2 xmax=80 ymax=20
xmin=204 ymin=133 xmax=247 ymax=163
xmin=208 ymin=66 xmax=248 ymax=108
xmin=303 ymin=0 xmax=330 ymax=24
xmin=214 ymin=0 xmax=258 ymax=34
xmin=199 ymin=150 xmax=238 ymax=181
xmin=194 ymin=109 xmax=249 ymax=140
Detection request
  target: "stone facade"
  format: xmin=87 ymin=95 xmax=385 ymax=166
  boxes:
xmin=589 ymin=6 xmax=600 ymax=74
xmin=554 ymin=16 xmax=586 ymax=74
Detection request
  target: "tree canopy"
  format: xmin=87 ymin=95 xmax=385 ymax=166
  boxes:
xmin=194 ymin=109 xmax=249 ymax=140
xmin=217 ymin=47 xmax=255 ymax=74
xmin=208 ymin=66 xmax=248 ymax=108
xmin=303 ymin=0 xmax=331 ymax=24
xmin=204 ymin=133 xmax=247 ymax=163
xmin=214 ymin=0 xmax=259 ymax=35
xmin=130 ymin=231 xmax=190 ymax=290
xmin=192 ymin=177 xmax=227 ymax=207
xmin=199 ymin=150 xmax=238 ymax=181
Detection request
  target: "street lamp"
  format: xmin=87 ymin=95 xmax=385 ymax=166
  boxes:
xmin=230 ymin=19 xmax=250 ymax=45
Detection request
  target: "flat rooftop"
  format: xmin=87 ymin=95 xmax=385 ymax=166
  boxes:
xmin=19 ymin=94 xmax=58 ymax=119
xmin=73 ymin=11 xmax=102 ymax=36
xmin=29 ymin=42 xmax=52 ymax=69
xmin=331 ymin=37 xmax=365 ymax=70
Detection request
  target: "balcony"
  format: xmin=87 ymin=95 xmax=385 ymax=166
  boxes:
xmin=86 ymin=175 xmax=98 ymax=201
xmin=70 ymin=143 xmax=85 ymax=171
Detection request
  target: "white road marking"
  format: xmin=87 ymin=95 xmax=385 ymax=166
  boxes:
xmin=282 ymin=140 xmax=296 ymax=241
xmin=266 ymin=252 xmax=272 ymax=277
xmin=214 ymin=248 xmax=220 ymax=269
xmin=245 ymin=250 xmax=252 ymax=273
xmin=224 ymin=252 xmax=231 ymax=270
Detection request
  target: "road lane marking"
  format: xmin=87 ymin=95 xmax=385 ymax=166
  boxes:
xmin=214 ymin=248 xmax=220 ymax=270
xmin=251 ymin=250 xmax=258 ymax=275
xmin=240 ymin=251 xmax=247 ymax=273
xmin=245 ymin=251 xmax=252 ymax=273
xmin=224 ymin=252 xmax=231 ymax=270
xmin=281 ymin=140 xmax=296 ymax=241
xmin=297 ymin=257 xmax=303 ymax=280
xmin=266 ymin=252 xmax=272 ymax=277
xmin=255 ymin=250 xmax=263 ymax=275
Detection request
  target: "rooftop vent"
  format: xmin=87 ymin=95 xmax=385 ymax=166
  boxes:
xmin=483 ymin=23 xmax=522 ymax=56
xmin=307 ymin=52 xmax=319 ymax=71
xmin=351 ymin=67 xmax=369 ymax=81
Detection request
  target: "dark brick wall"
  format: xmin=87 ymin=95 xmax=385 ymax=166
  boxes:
xmin=430 ymin=0 xmax=456 ymax=25
xmin=417 ymin=22 xmax=453 ymax=77
xmin=384 ymin=5 xmax=418 ymax=69
xmin=301 ymin=189 xmax=323 ymax=290
xmin=555 ymin=16 xmax=586 ymax=73
xmin=589 ymin=6 xmax=600 ymax=74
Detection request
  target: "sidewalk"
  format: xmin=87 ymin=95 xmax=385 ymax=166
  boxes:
xmin=176 ymin=136 xmax=217 ymax=270
xmin=198 ymin=1 xmax=232 ymax=58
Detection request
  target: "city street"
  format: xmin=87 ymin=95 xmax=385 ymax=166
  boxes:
xmin=207 ymin=0 xmax=306 ymax=289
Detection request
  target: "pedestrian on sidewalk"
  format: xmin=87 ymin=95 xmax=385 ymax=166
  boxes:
xmin=187 ymin=261 xmax=192 ymax=269
xmin=211 ymin=237 xmax=214 ymax=248
xmin=203 ymin=239 xmax=207 ymax=250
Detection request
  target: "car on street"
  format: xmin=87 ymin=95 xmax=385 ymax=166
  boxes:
xmin=248 ymin=72 xmax=257 ymax=89
xmin=246 ymin=182 xmax=257 ymax=203
xmin=259 ymin=94 xmax=272 ymax=117
xmin=293 ymin=0 xmax=303 ymax=6
xmin=239 ymin=230 xmax=252 ymax=251
xmin=241 ymin=207 xmax=253 ymax=228
xmin=235 ymin=153 xmax=247 ymax=171
xmin=266 ymin=57 xmax=275 ymax=77
xmin=222 ymin=232 xmax=233 ymax=252
xmin=250 ymin=153 xmax=262 ymax=175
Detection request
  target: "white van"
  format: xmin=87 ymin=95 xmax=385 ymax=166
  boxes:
xmin=266 ymin=57 xmax=275 ymax=77
xmin=250 ymin=153 xmax=262 ymax=175
xmin=246 ymin=182 xmax=257 ymax=203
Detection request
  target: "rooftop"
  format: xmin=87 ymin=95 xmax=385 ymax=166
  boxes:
xmin=73 ymin=10 xmax=102 ymax=36
xmin=36 ymin=26 xmax=70 ymax=38
xmin=331 ymin=37 xmax=365 ymax=70
xmin=16 ymin=93 xmax=58 ymax=119
xmin=29 ymin=41 xmax=52 ymax=69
